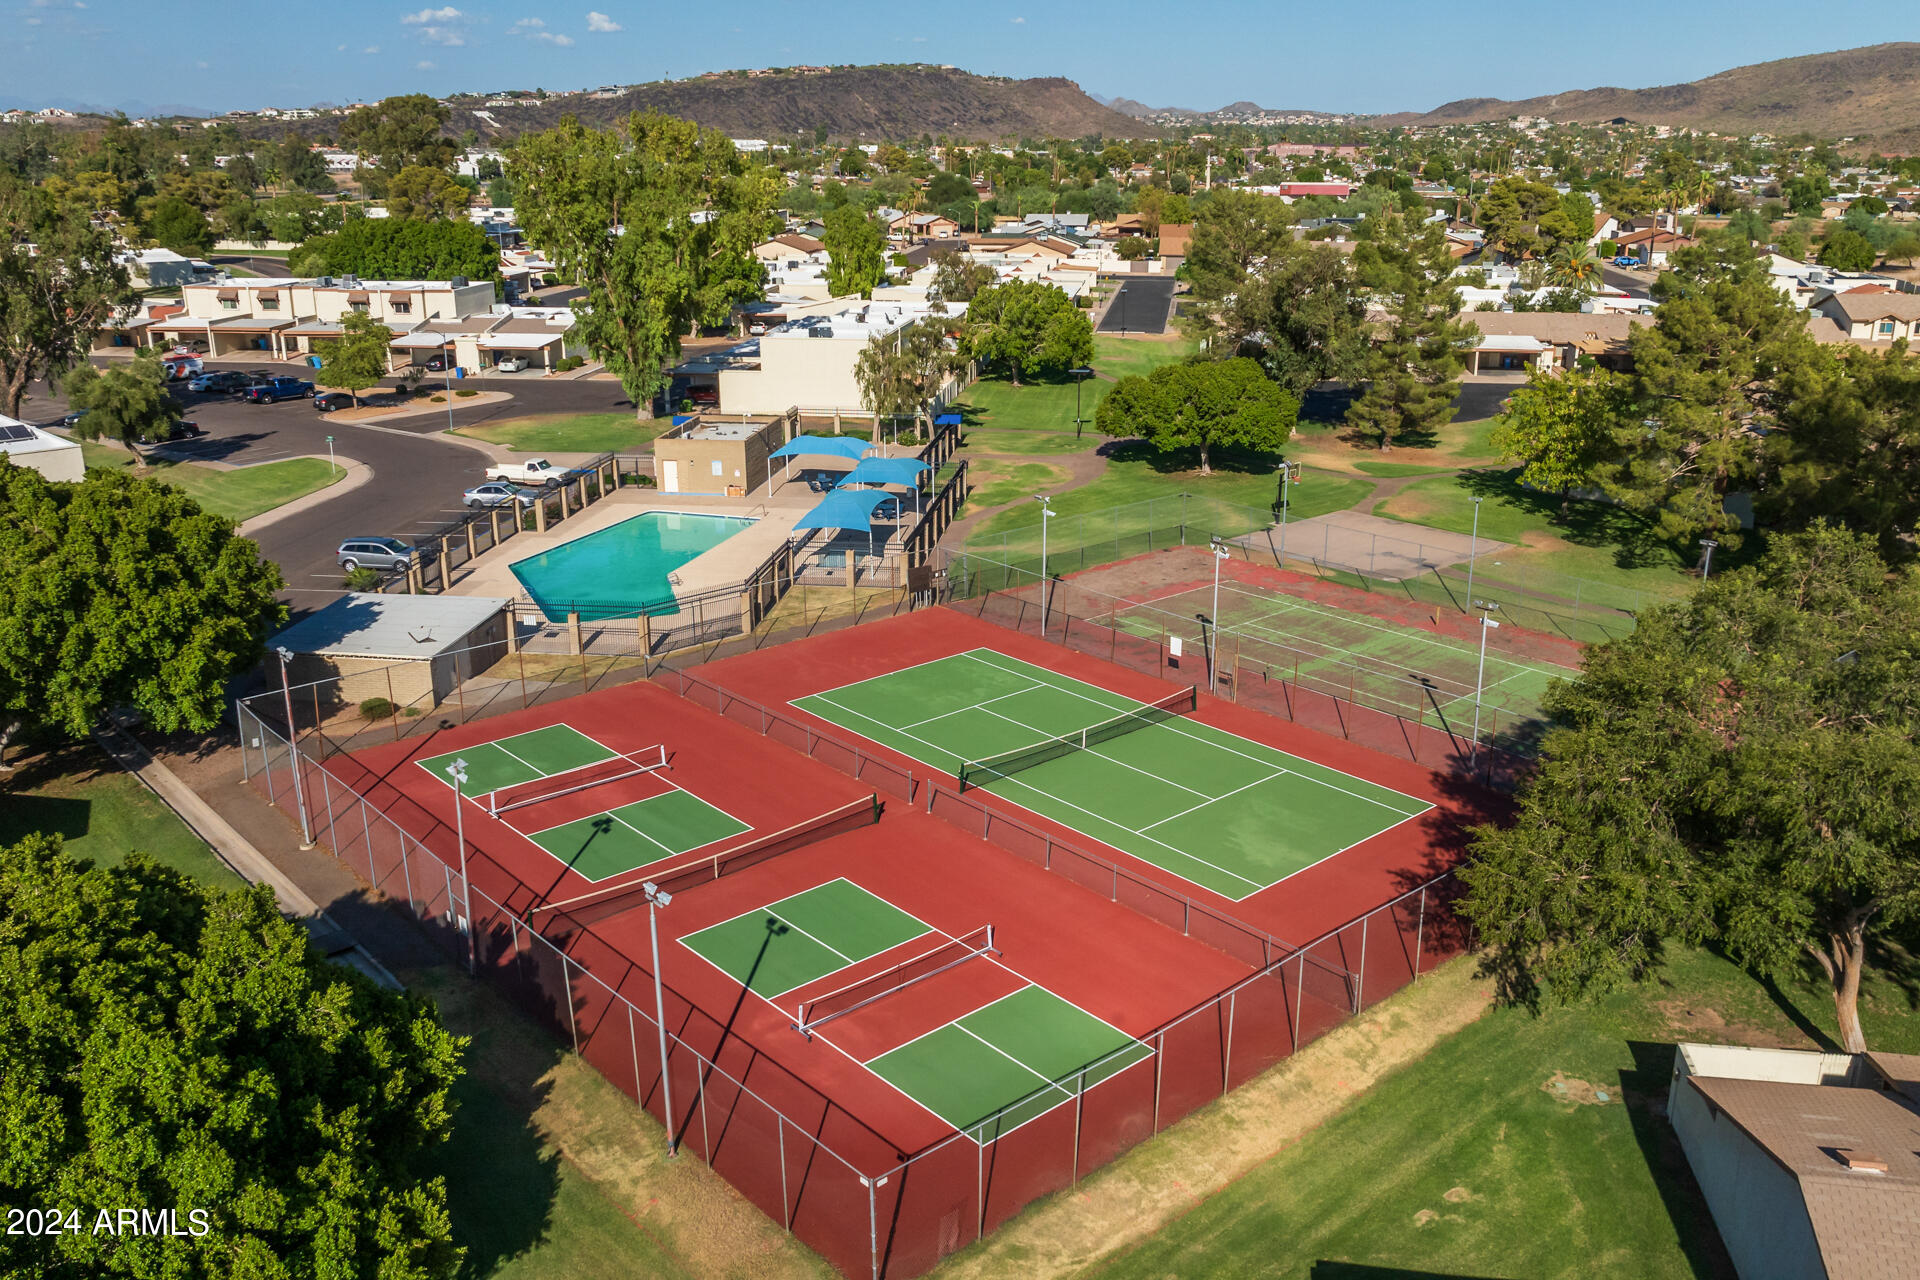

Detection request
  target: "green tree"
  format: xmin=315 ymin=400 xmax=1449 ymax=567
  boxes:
xmin=0 ymin=463 xmax=284 ymax=758
xmin=385 ymin=164 xmax=472 ymax=220
xmin=510 ymin=112 xmax=776 ymax=418
xmin=338 ymin=93 xmax=456 ymax=176
xmin=0 ymin=193 xmax=134 ymax=418
xmin=822 ymin=204 xmax=887 ymax=298
xmin=1546 ymin=242 xmax=1604 ymax=293
xmin=1817 ymin=227 xmax=1878 ymax=272
xmin=276 ymin=138 xmax=332 ymax=192
xmin=1113 ymin=236 xmax=1151 ymax=261
xmin=1766 ymin=345 xmax=1920 ymax=556
xmin=1095 ymin=356 xmax=1297 ymax=475
xmin=1345 ymin=212 xmax=1477 ymax=450
xmin=1489 ymin=365 xmax=1623 ymax=502
xmin=962 ymin=280 xmax=1094 ymax=386
xmin=853 ymin=316 xmax=961 ymax=437
xmin=0 ymin=832 xmax=465 ymax=1276
xmin=61 ymin=350 xmax=184 ymax=450
xmin=1227 ymin=244 xmax=1368 ymax=396
xmin=929 ymin=250 xmax=994 ymax=304
xmin=315 ymin=311 xmax=394 ymax=407
xmin=296 ymin=217 xmax=498 ymax=283
xmin=142 ymin=195 xmax=212 ymax=256
xmin=1460 ymin=524 xmax=1920 ymax=1054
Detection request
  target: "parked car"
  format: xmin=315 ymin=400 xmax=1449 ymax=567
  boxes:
xmin=462 ymin=480 xmax=540 ymax=509
xmin=313 ymin=392 xmax=356 ymax=412
xmin=59 ymin=408 xmax=88 ymax=428
xmin=147 ymin=418 xmax=204 ymax=443
xmin=187 ymin=370 xmax=254 ymax=394
xmin=493 ymin=356 xmax=530 ymax=373
xmin=336 ymin=537 xmax=420 ymax=573
xmin=423 ymin=354 xmax=451 ymax=372
xmin=687 ymin=385 xmax=718 ymax=405
xmin=161 ymin=356 xmax=203 ymax=380
xmin=1613 ymin=255 xmax=1641 ymax=268
xmin=484 ymin=457 xmax=563 ymax=486
xmin=242 ymin=377 xmax=315 ymax=404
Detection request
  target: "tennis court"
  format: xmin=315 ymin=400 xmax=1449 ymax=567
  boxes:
xmin=792 ymin=648 xmax=1431 ymax=901
xmin=682 ymin=876 xmax=1150 ymax=1141
xmin=415 ymin=723 xmax=749 ymax=882
xmin=1113 ymin=581 xmax=1577 ymax=726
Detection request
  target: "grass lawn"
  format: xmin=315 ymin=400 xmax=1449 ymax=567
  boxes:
xmin=453 ymin=412 xmax=667 ymax=454
xmin=1077 ymin=943 xmax=1920 ymax=1280
xmin=1351 ymin=459 xmax=1460 ymax=477
xmin=953 ymin=338 xmax=1194 ymax=440
xmin=1092 ymin=333 xmax=1199 ymax=379
xmin=83 ymin=446 xmax=344 ymax=523
xmin=959 ymin=429 xmax=1094 ymax=456
xmin=958 ymin=459 xmax=1072 ymax=515
xmin=1372 ymin=467 xmax=1692 ymax=612
xmin=0 ymin=745 xmax=243 ymax=889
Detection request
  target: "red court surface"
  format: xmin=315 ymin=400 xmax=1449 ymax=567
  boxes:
xmin=688 ymin=606 xmax=1503 ymax=947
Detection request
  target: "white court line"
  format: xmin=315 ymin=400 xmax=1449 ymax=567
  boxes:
xmin=1138 ymin=768 xmax=1287 ymax=834
xmin=900 ymin=680 xmax=1052 ymax=731
xmin=974 ymin=704 xmax=1214 ymax=799
xmin=963 ymin=650 xmax=1430 ymax=819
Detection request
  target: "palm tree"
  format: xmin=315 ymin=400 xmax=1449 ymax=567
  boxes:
xmin=1547 ymin=243 xmax=1605 ymax=294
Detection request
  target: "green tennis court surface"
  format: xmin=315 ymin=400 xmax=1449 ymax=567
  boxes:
xmin=868 ymin=985 xmax=1152 ymax=1140
xmin=680 ymin=878 xmax=931 ymax=997
xmin=525 ymin=790 xmax=749 ymax=882
xmin=416 ymin=724 xmax=617 ymax=798
xmin=1116 ymin=582 xmax=1576 ymax=726
xmin=792 ymin=649 xmax=1430 ymax=901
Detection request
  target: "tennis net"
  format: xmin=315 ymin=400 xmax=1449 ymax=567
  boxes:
xmin=957 ymin=686 xmax=1197 ymax=791
xmin=794 ymin=924 xmax=998 ymax=1038
xmin=487 ymin=744 xmax=668 ymax=817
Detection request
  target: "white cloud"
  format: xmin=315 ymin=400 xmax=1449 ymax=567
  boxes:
xmin=511 ymin=16 xmax=572 ymax=43
xmin=416 ymin=59 xmax=436 ymax=69
xmin=1010 ymin=14 xmax=1024 ymax=21
xmin=402 ymin=5 xmax=461 ymax=21
xmin=195 ymin=59 xmax=208 ymax=68
xmin=363 ymin=45 xmax=380 ymax=53
xmin=585 ymin=10 xmax=620 ymax=32
xmin=402 ymin=5 xmax=467 ymax=43
xmin=337 ymin=42 xmax=347 ymax=50
xmin=513 ymin=15 xmax=542 ymax=25
xmin=535 ymin=31 xmax=573 ymax=44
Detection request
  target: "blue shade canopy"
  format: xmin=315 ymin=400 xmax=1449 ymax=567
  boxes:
xmin=933 ymin=413 xmax=962 ymax=426
xmin=840 ymin=457 xmax=931 ymax=488
xmin=768 ymin=434 xmax=872 ymax=461
xmin=791 ymin=488 xmax=898 ymax=532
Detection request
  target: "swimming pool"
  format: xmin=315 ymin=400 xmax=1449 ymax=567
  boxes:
xmin=509 ymin=511 xmax=756 ymax=621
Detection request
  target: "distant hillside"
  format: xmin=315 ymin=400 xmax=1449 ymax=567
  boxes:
xmin=450 ymin=66 xmax=1150 ymax=143
xmin=1394 ymin=43 xmax=1920 ymax=149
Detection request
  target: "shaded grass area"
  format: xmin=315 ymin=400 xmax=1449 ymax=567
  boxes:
xmin=1372 ymin=468 xmax=1692 ymax=612
xmin=959 ymin=458 xmax=1071 ymax=515
xmin=1082 ymin=943 xmax=1920 ymax=1280
xmin=955 ymin=337 xmax=1194 ymax=440
xmin=453 ymin=412 xmax=666 ymax=455
xmin=1091 ymin=333 xmax=1199 ymax=378
xmin=1351 ymin=459 xmax=1459 ymax=478
xmin=959 ymin=429 xmax=1093 ymax=456
xmin=0 ymin=744 xmax=242 ymax=889
xmin=82 ymin=445 xmax=343 ymax=523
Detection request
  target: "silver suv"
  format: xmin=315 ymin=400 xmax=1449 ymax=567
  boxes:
xmin=337 ymin=537 xmax=417 ymax=572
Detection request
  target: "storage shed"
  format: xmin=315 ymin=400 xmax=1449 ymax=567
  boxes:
xmin=269 ymin=593 xmax=511 ymax=713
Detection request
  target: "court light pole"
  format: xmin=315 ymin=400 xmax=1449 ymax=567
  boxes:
xmin=273 ymin=646 xmax=313 ymax=848
xmin=1463 ymin=496 xmax=1484 ymax=609
xmin=1699 ymin=538 xmax=1718 ymax=581
xmin=1208 ymin=536 xmax=1232 ymax=693
xmin=641 ymin=881 xmax=678 ymax=1156
xmin=1470 ymin=601 xmax=1500 ymax=762
xmin=446 ymin=758 xmax=474 ymax=974
xmin=1277 ymin=460 xmax=1300 ymax=560
xmin=1034 ymin=494 xmax=1055 ymax=629
xmin=1069 ymin=365 xmax=1093 ymax=436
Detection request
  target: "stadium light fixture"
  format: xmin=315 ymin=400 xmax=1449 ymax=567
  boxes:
xmin=641 ymin=881 xmax=678 ymax=1156
xmin=1471 ymin=602 xmax=1501 ymax=762
xmin=1034 ymin=495 xmax=1056 ymax=627
xmin=1209 ymin=536 xmax=1232 ymax=693
xmin=1699 ymin=538 xmax=1718 ymax=581
xmin=273 ymin=645 xmax=313 ymax=848
xmin=1276 ymin=460 xmax=1302 ymax=560
xmin=446 ymin=758 xmax=474 ymax=974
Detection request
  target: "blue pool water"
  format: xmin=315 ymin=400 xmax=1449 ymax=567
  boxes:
xmin=509 ymin=511 xmax=755 ymax=621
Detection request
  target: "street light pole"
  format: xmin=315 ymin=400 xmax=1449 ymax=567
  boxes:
xmin=446 ymin=758 xmax=474 ymax=974
xmin=1277 ymin=461 xmax=1299 ymax=561
xmin=1034 ymin=494 xmax=1055 ymax=630
xmin=642 ymin=882 xmax=678 ymax=1156
xmin=1069 ymin=365 xmax=1093 ymax=437
xmin=1208 ymin=536 xmax=1231 ymax=693
xmin=1470 ymin=601 xmax=1501 ymax=761
xmin=1464 ymin=496 xmax=1484 ymax=607
xmin=274 ymin=647 xmax=313 ymax=848
xmin=1699 ymin=538 xmax=1718 ymax=581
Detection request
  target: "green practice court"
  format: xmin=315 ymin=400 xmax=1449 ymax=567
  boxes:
xmin=792 ymin=649 xmax=1431 ymax=901
xmin=1115 ymin=582 xmax=1577 ymax=726
xmin=682 ymin=878 xmax=1150 ymax=1141
xmin=416 ymin=724 xmax=749 ymax=882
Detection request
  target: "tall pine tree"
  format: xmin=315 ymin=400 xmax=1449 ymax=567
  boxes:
xmin=1345 ymin=211 xmax=1476 ymax=450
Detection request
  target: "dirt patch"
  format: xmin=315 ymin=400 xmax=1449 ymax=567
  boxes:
xmin=1654 ymin=999 xmax=1800 ymax=1048
xmin=1413 ymin=1208 xmax=1440 ymax=1227
xmin=1442 ymin=1185 xmax=1473 ymax=1203
xmin=929 ymin=960 xmax=1492 ymax=1280
xmin=1541 ymin=1071 xmax=1614 ymax=1106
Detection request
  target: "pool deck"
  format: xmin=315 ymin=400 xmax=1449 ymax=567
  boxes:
xmin=446 ymin=489 xmax=814 ymax=608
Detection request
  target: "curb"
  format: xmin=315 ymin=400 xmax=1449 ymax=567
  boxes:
xmin=237 ymin=458 xmax=374 ymax=536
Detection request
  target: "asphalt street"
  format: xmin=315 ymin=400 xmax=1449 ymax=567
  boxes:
xmin=1098 ymin=277 xmax=1178 ymax=334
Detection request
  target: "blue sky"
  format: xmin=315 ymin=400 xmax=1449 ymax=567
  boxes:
xmin=8 ymin=1 xmax=1917 ymax=119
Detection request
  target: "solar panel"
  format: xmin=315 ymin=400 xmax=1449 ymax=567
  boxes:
xmin=0 ymin=423 xmax=36 ymax=442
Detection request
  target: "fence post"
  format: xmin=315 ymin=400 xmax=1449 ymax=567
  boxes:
xmin=361 ymin=802 xmax=374 ymax=886
xmin=1223 ymin=991 xmax=1235 ymax=1093
xmin=628 ymin=1002 xmax=644 ymax=1110
xmin=318 ymin=767 xmax=339 ymax=858
xmin=1357 ymin=915 xmax=1369 ymax=1011
xmin=1292 ymin=952 xmax=1306 ymax=1048
xmin=1414 ymin=886 xmax=1428 ymax=978
xmin=1072 ymin=1068 xmax=1086 ymax=1183
xmin=562 ymin=953 xmax=580 ymax=1051
xmin=777 ymin=1116 xmax=791 ymax=1231
xmin=399 ymin=828 xmax=416 ymax=912
xmin=1152 ymin=1032 xmax=1165 ymax=1133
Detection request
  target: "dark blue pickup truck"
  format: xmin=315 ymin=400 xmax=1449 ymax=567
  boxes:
xmin=242 ymin=377 xmax=315 ymax=404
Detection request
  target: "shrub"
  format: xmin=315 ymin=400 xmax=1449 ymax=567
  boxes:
xmin=403 ymin=706 xmax=423 ymax=717
xmin=342 ymin=566 xmax=382 ymax=591
xmin=455 ymin=388 xmax=478 ymax=397
xmin=358 ymin=696 xmax=395 ymax=721
xmin=540 ymin=273 xmax=558 ymax=286
xmin=555 ymin=355 xmax=584 ymax=371
xmin=429 ymin=394 xmax=446 ymax=402
xmin=635 ymin=472 xmax=657 ymax=488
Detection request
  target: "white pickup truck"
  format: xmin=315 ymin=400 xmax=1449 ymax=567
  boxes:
xmin=484 ymin=457 xmax=564 ymax=486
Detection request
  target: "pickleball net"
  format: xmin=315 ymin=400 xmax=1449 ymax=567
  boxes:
xmin=956 ymin=686 xmax=1197 ymax=791
xmin=793 ymin=924 xmax=999 ymax=1038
